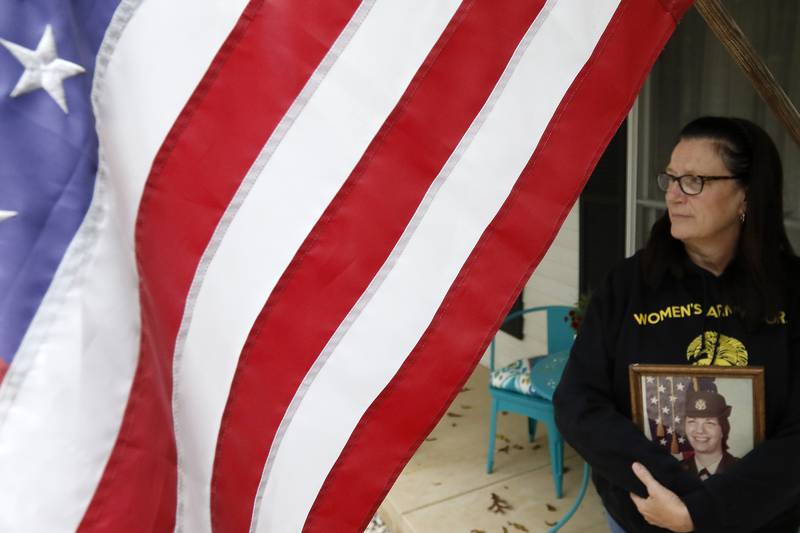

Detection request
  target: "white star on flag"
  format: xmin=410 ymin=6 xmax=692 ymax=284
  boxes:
xmin=662 ymin=406 xmax=670 ymax=414
xmin=658 ymin=385 xmax=666 ymax=393
xmin=646 ymin=377 xmax=655 ymax=384
xmin=679 ymin=436 xmax=686 ymax=444
xmin=660 ymin=438 xmax=668 ymax=446
xmin=677 ymin=382 xmax=685 ymax=391
xmin=0 ymin=210 xmax=17 ymax=222
xmin=666 ymin=426 xmax=673 ymax=434
xmin=0 ymin=25 xmax=85 ymax=113
xmin=674 ymin=415 xmax=681 ymax=423
xmin=669 ymin=395 xmax=677 ymax=402
xmin=650 ymin=396 xmax=658 ymax=405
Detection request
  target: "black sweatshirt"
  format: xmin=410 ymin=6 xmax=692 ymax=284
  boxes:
xmin=553 ymin=251 xmax=800 ymax=533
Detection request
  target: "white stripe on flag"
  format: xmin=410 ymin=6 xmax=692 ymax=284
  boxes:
xmin=0 ymin=1 xmax=247 ymax=531
xmin=252 ymin=1 xmax=620 ymax=531
xmin=171 ymin=1 xmax=462 ymax=532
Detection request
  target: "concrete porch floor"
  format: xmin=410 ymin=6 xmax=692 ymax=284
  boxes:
xmin=377 ymin=365 xmax=607 ymax=533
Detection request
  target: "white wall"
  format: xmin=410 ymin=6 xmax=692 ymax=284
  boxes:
xmin=479 ymin=201 xmax=579 ymax=369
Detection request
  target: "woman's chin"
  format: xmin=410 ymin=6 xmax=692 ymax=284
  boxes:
xmin=670 ymin=226 xmax=692 ymax=242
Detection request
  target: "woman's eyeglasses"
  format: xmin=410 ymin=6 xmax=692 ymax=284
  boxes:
xmin=656 ymin=172 xmax=739 ymax=196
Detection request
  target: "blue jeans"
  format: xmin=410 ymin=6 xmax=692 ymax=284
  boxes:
xmin=605 ymin=510 xmax=627 ymax=533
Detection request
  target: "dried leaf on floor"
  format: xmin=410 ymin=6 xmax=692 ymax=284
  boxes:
xmin=425 ymin=437 xmax=437 ymax=442
xmin=507 ymin=521 xmax=529 ymax=531
xmin=365 ymin=515 xmax=389 ymax=533
xmin=496 ymin=434 xmax=511 ymax=443
xmin=446 ymin=412 xmax=463 ymax=418
xmin=461 ymin=404 xmax=473 ymax=409
xmin=563 ymin=466 xmax=571 ymax=474
xmin=545 ymin=520 xmax=557 ymax=527
xmin=451 ymin=423 xmax=458 ymax=427
xmin=488 ymin=492 xmax=513 ymax=514
xmin=546 ymin=503 xmax=557 ymax=512
xmin=501 ymin=411 xmax=509 ymax=415
xmin=461 ymin=387 xmax=472 ymax=393
xmin=502 ymin=527 xmax=508 ymax=533
xmin=469 ymin=530 xmax=486 ymax=533
xmin=497 ymin=445 xmax=510 ymax=454
xmin=531 ymin=444 xmax=541 ymax=450
xmin=512 ymin=444 xmax=524 ymax=450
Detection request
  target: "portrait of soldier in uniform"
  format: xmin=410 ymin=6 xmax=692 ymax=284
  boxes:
xmin=680 ymin=388 xmax=739 ymax=480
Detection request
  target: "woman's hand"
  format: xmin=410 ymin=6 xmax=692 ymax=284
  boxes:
xmin=629 ymin=462 xmax=694 ymax=532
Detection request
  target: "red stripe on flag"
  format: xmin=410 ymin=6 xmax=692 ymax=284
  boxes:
xmin=303 ymin=0 xmax=694 ymax=530
xmin=210 ymin=0 xmax=546 ymax=530
xmin=77 ymin=1 xmax=362 ymax=530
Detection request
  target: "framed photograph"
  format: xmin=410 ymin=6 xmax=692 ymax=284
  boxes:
xmin=629 ymin=364 xmax=765 ymax=480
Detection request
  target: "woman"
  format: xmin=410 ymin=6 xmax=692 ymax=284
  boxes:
xmin=679 ymin=388 xmax=738 ymax=480
xmin=554 ymin=117 xmax=800 ymax=532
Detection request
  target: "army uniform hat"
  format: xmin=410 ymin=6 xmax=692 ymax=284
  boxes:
xmin=684 ymin=389 xmax=732 ymax=418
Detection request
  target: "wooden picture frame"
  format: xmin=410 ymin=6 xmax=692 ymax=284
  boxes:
xmin=629 ymin=364 xmax=765 ymax=478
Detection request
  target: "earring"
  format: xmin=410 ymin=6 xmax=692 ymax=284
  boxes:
xmin=739 ymin=211 xmax=746 ymax=224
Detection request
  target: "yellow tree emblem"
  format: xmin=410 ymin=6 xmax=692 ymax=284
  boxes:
xmin=686 ymin=331 xmax=748 ymax=366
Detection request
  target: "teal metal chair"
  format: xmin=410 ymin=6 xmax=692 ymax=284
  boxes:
xmin=486 ymin=305 xmax=574 ymax=498
xmin=529 ymin=351 xmax=592 ymax=532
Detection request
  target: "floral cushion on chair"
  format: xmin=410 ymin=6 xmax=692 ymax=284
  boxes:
xmin=489 ymin=356 xmax=547 ymax=396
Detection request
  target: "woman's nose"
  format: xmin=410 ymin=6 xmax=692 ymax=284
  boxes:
xmin=665 ymin=178 xmax=685 ymax=202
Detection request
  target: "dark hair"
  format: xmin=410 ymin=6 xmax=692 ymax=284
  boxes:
xmin=719 ymin=416 xmax=731 ymax=451
xmin=642 ymin=116 xmax=795 ymax=324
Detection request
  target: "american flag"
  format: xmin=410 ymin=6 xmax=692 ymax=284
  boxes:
xmin=643 ymin=375 xmax=695 ymax=456
xmin=0 ymin=0 xmax=692 ymax=531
